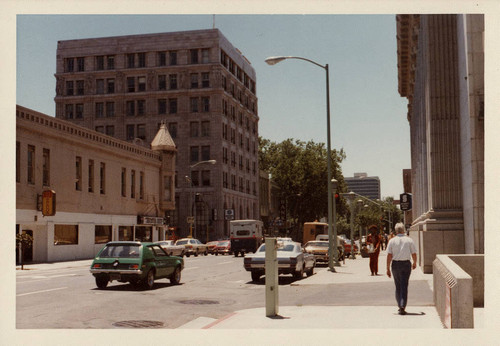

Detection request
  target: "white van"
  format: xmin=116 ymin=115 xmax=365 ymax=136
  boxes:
xmin=230 ymin=220 xmax=263 ymax=257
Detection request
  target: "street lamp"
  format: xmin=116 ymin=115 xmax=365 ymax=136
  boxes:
xmin=188 ymin=159 xmax=216 ymax=239
xmin=265 ymin=55 xmax=335 ymax=271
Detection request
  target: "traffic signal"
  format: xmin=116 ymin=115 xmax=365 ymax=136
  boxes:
xmin=334 ymin=193 xmax=340 ymax=203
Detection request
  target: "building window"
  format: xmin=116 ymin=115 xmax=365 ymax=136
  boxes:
xmin=75 ymin=104 xmax=83 ymax=119
xmin=190 ymin=122 xmax=199 ymax=137
xmin=77 ymin=57 xmax=85 ymax=72
xmin=158 ymin=75 xmax=166 ymax=90
xmin=106 ymin=102 xmax=115 ymax=117
xmin=131 ymin=170 xmax=136 ymax=198
xmin=139 ymin=171 xmax=144 ymax=200
xmin=100 ymin=162 xmax=106 ymax=194
xmin=201 ymin=49 xmax=209 ymax=63
xmin=158 ymin=99 xmax=167 ymax=114
xmin=138 ymin=53 xmax=146 ymax=68
xmin=105 ymin=125 xmax=114 ymax=136
xmin=65 ymin=104 xmax=74 ymax=119
xmin=96 ymin=79 xmax=104 ymax=94
xmin=126 ymin=101 xmax=135 ymax=116
xmin=201 ymin=121 xmax=210 ymax=137
xmin=201 ymin=72 xmax=210 ymax=88
xmin=163 ymin=176 xmax=172 ymax=201
xmin=223 ymin=147 xmax=228 ymax=164
xmin=169 ymin=51 xmax=177 ymax=65
xmin=121 ymin=168 xmax=126 ymax=197
xmin=169 ymin=99 xmax=177 ymax=114
xmin=168 ymin=123 xmax=177 ymax=139
xmin=191 ymin=74 xmax=198 ymax=88
xmin=190 ymin=49 xmax=198 ymax=64
xmin=158 ymin=52 xmax=166 ymax=66
xmin=202 ymin=97 xmax=210 ymax=112
xmin=118 ymin=226 xmax=133 ymax=241
xmin=137 ymin=100 xmax=145 ymax=115
xmin=127 ymin=77 xmax=135 ymax=92
xmin=201 ymin=170 xmax=210 ymax=186
xmin=231 ymin=174 xmax=236 ymax=190
xmin=201 ymin=146 xmax=210 ymax=161
xmin=126 ymin=124 xmax=135 ymax=140
xmin=190 ymin=97 xmax=198 ymax=113
xmin=137 ymin=124 xmax=146 ymax=140
xmin=95 ymin=126 xmax=104 ymax=133
xmin=191 ymin=171 xmax=199 ymax=187
xmin=95 ymin=225 xmax=112 ymax=244
xmin=54 ymin=225 xmax=78 ymax=245
xmin=107 ymin=56 xmax=115 ymax=69
xmin=138 ymin=76 xmax=146 ymax=91
xmin=88 ymin=159 xmax=94 ymax=193
xmin=222 ymin=75 xmax=227 ymax=90
xmin=66 ymin=81 xmax=74 ymax=95
xmin=75 ymin=156 xmax=82 ymax=191
xmin=96 ymin=56 xmax=104 ymax=70
xmin=107 ymin=79 xmax=115 ymax=93
xmin=65 ymin=58 xmax=74 ymax=72
xmin=223 ymin=171 xmax=228 ymax=188
xmin=76 ymin=80 xmax=84 ymax=95
xmin=190 ymin=146 xmax=199 ymax=163
xmin=16 ymin=142 xmax=20 ymax=183
xmin=169 ymin=74 xmax=177 ymax=90
xmin=127 ymin=54 xmax=135 ymax=68
xmin=231 ymin=151 xmax=236 ymax=167
xmin=43 ymin=148 xmax=50 ymax=186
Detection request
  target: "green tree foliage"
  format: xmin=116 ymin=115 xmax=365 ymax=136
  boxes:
xmin=259 ymin=137 xmax=348 ymax=228
xmin=16 ymin=232 xmax=33 ymax=270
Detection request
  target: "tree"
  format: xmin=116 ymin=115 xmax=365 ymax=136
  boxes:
xmin=16 ymin=232 xmax=33 ymax=270
xmin=259 ymin=137 xmax=348 ymax=237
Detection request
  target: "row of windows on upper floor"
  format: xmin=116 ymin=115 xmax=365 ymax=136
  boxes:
xmin=63 ymin=48 xmax=256 ymax=95
xmin=61 ymin=73 xmax=257 ymax=114
xmin=16 ymin=142 xmax=147 ymax=200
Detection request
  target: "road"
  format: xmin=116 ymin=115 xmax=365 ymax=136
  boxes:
xmin=16 ymin=253 xmax=432 ymax=329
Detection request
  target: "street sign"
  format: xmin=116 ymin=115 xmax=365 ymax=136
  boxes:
xmin=187 ymin=216 xmax=195 ymax=224
xmin=224 ymin=209 xmax=234 ymax=220
xmin=400 ymin=193 xmax=412 ymax=211
xmin=42 ymin=190 xmax=56 ymax=216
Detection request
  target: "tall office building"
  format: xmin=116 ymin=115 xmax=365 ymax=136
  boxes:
xmin=344 ymin=173 xmax=381 ymax=200
xmin=54 ymin=29 xmax=259 ymax=240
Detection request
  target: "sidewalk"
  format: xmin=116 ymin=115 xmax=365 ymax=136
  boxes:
xmin=180 ymin=251 xmax=443 ymax=329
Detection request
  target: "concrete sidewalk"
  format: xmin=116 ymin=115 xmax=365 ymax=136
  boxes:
xmin=180 ymin=251 xmax=443 ymax=329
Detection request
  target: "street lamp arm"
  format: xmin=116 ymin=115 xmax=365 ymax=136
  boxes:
xmin=190 ymin=159 xmax=216 ymax=169
xmin=265 ymin=56 xmax=326 ymax=70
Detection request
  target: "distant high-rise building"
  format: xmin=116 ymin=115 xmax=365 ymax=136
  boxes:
xmin=344 ymin=173 xmax=381 ymax=200
xmin=54 ymin=29 xmax=259 ymax=239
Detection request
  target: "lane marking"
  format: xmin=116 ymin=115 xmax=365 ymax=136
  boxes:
xmin=17 ymin=287 xmax=68 ymax=297
xmin=217 ymin=261 xmax=232 ymax=265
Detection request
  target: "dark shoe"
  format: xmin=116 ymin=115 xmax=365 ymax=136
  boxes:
xmin=398 ymin=308 xmax=407 ymax=315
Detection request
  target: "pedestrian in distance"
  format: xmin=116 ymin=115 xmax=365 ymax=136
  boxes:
xmin=366 ymin=225 xmax=381 ymax=276
xmin=386 ymin=222 xmax=417 ymax=315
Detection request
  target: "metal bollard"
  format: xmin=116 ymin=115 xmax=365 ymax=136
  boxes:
xmin=265 ymin=237 xmax=278 ymax=317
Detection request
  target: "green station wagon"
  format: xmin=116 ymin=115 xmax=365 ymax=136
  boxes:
xmin=90 ymin=241 xmax=184 ymax=289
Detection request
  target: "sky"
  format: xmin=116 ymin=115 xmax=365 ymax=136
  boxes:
xmin=15 ymin=13 xmax=410 ymax=199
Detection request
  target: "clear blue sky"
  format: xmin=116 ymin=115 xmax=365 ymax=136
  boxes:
xmin=16 ymin=14 xmax=410 ymax=199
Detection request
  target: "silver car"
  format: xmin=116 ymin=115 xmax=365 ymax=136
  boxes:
xmin=243 ymin=242 xmax=316 ymax=282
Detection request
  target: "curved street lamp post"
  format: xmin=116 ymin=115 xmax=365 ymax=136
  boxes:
xmin=265 ymin=56 xmax=338 ymax=271
xmin=187 ymin=159 xmax=216 ymax=239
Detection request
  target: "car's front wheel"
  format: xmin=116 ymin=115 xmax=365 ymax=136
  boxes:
xmin=95 ymin=276 xmax=108 ymax=289
xmin=170 ymin=266 xmax=181 ymax=285
xmin=251 ymin=271 xmax=261 ymax=282
xmin=294 ymin=264 xmax=304 ymax=280
xmin=143 ymin=269 xmax=155 ymax=289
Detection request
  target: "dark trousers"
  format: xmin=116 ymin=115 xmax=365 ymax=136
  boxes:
xmin=391 ymin=260 xmax=411 ymax=308
xmin=369 ymin=251 xmax=379 ymax=274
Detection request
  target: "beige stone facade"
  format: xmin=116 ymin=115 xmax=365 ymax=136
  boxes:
xmin=397 ymin=14 xmax=484 ymax=273
xmin=16 ymin=105 xmax=176 ymax=262
xmin=53 ymin=29 xmax=259 ymax=240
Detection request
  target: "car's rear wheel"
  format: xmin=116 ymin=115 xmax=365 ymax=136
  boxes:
xmin=204 ymin=249 xmax=208 ymax=256
xmin=95 ymin=276 xmax=108 ymax=289
xmin=306 ymin=266 xmax=314 ymax=277
xmin=251 ymin=272 xmax=261 ymax=282
xmin=215 ymin=252 xmax=218 ymax=256
xmin=170 ymin=266 xmax=181 ymax=285
xmin=194 ymin=250 xmax=199 ymax=257
xmin=186 ymin=252 xmax=190 ymax=257
xmin=143 ymin=269 xmax=155 ymax=289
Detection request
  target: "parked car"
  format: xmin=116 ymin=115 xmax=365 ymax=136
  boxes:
xmin=90 ymin=241 xmax=184 ymax=289
xmin=207 ymin=241 xmax=219 ymax=255
xmin=304 ymin=240 xmax=345 ymax=264
xmin=155 ymin=240 xmax=185 ymax=257
xmin=215 ymin=240 xmax=232 ymax=255
xmin=175 ymin=238 xmax=208 ymax=257
xmin=343 ymin=239 xmax=359 ymax=257
xmin=243 ymin=242 xmax=316 ymax=282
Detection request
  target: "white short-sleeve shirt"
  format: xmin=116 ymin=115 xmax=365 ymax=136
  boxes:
xmin=387 ymin=234 xmax=416 ymax=261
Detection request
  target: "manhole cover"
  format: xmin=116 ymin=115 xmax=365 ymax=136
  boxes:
xmin=113 ymin=320 xmax=164 ymax=328
xmin=178 ymin=299 xmax=219 ymax=305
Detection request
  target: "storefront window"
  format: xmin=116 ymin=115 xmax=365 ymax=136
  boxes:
xmin=54 ymin=224 xmax=78 ymax=245
xmin=118 ymin=226 xmax=133 ymax=241
xmin=95 ymin=225 xmax=112 ymax=244
xmin=135 ymin=226 xmax=152 ymax=242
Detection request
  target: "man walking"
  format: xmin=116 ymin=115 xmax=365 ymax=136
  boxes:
xmin=386 ymin=222 xmax=417 ymax=315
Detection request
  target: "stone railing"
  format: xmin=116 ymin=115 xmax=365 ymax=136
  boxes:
xmin=433 ymin=254 xmax=484 ymax=328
